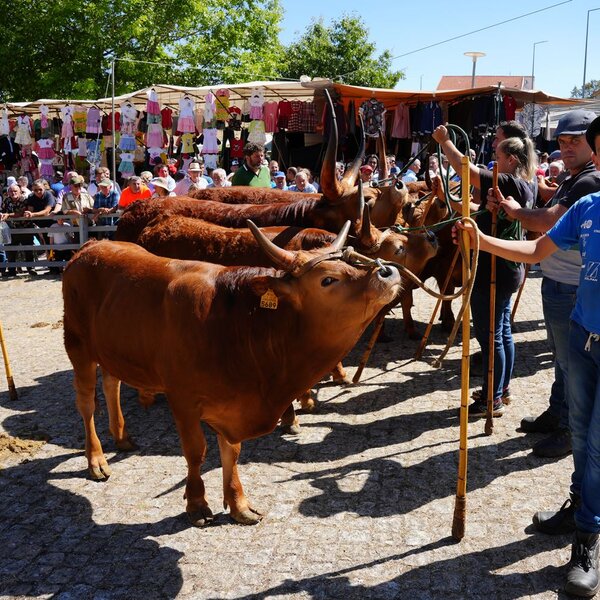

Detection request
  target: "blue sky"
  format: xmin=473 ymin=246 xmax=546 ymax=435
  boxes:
xmin=278 ymin=0 xmax=599 ymax=98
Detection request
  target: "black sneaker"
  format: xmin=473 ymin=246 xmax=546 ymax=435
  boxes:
xmin=565 ymin=530 xmax=600 ymax=598
xmin=533 ymin=495 xmax=579 ymax=534
xmin=520 ymin=408 xmax=560 ymax=433
xmin=468 ymin=399 xmax=505 ymax=418
xmin=532 ymin=428 xmax=572 ymax=458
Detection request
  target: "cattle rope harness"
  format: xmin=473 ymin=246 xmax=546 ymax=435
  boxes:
xmin=340 ymin=216 xmax=480 ymax=369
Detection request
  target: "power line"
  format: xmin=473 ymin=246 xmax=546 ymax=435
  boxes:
xmin=335 ymin=0 xmax=572 ymax=80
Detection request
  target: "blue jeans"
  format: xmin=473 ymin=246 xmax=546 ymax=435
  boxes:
xmin=569 ymin=321 xmax=600 ymax=533
xmin=471 ymin=287 xmax=514 ymax=402
xmin=541 ymin=277 xmax=578 ymax=429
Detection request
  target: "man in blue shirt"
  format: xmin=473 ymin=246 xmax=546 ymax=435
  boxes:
xmin=455 ymin=115 xmax=600 ymax=598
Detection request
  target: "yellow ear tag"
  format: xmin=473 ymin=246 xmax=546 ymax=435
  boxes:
xmin=260 ymin=288 xmax=278 ymax=310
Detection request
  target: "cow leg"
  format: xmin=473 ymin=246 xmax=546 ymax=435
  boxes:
xmin=101 ymin=368 xmax=137 ymax=451
xmin=73 ymin=362 xmax=111 ymax=480
xmin=299 ymin=390 xmax=316 ymax=412
xmin=172 ymin=411 xmax=213 ymax=526
xmin=217 ymin=434 xmax=262 ymax=525
xmin=331 ymin=362 xmax=350 ymax=384
xmin=400 ymin=289 xmax=421 ymax=340
xmin=280 ymin=403 xmax=301 ymax=435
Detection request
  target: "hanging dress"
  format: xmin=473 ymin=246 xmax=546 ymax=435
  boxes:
xmin=61 ymin=106 xmax=75 ymax=139
xmin=177 ymin=96 xmax=196 ymax=133
xmin=14 ymin=115 xmax=33 ymax=145
xmin=0 ymin=108 xmax=9 ymax=136
xmin=86 ymin=107 xmax=102 ymax=134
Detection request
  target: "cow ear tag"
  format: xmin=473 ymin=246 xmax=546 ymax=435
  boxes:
xmin=260 ymin=288 xmax=278 ymax=310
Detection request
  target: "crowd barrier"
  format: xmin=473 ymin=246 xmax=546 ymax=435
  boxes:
xmin=0 ymin=213 xmax=121 ymax=273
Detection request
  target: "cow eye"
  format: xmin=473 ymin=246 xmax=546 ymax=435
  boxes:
xmin=321 ymin=277 xmax=337 ymax=287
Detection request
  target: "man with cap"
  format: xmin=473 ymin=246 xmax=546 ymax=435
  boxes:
xmin=488 ymin=109 xmax=600 ymax=459
xmin=272 ymin=171 xmax=287 ymax=190
xmin=359 ymin=164 xmax=374 ymax=184
xmin=91 ymin=178 xmax=120 ymax=230
xmin=231 ymin=143 xmax=272 ymax=188
xmin=174 ymin=161 xmax=208 ymax=195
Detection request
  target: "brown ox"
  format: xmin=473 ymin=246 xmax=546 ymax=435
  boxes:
xmin=396 ymin=177 xmax=463 ymax=339
xmin=125 ymin=208 xmax=437 ymax=429
xmin=63 ymin=226 xmax=401 ymax=525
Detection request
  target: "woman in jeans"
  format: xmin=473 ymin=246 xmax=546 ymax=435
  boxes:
xmin=432 ymin=125 xmax=536 ymax=416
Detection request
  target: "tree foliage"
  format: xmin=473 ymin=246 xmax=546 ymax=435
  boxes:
xmin=0 ymin=0 xmax=283 ymax=102
xmin=279 ymin=15 xmax=404 ymax=88
xmin=570 ymin=80 xmax=600 ymax=99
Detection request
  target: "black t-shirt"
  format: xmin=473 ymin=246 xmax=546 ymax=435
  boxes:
xmin=26 ymin=190 xmax=55 ymax=212
xmin=553 ymin=162 xmax=600 ymax=210
xmin=475 ymin=169 xmax=534 ymax=294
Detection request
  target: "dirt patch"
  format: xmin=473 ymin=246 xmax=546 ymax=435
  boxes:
xmin=31 ymin=322 xmax=51 ymax=328
xmin=0 ymin=433 xmax=47 ymax=466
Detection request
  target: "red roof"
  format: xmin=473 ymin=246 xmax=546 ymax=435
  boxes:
xmin=437 ymin=76 xmax=531 ymax=91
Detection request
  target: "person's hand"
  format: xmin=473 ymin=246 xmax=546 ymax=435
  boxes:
xmin=432 ymin=125 xmax=449 ymax=145
xmin=452 ymin=220 xmax=477 ymax=246
xmin=23 ymin=210 xmax=32 ymax=218
xmin=0 ymin=213 xmax=8 ymax=222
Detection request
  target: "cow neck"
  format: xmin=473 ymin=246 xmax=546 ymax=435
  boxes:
xmin=278 ymin=197 xmax=320 ymax=226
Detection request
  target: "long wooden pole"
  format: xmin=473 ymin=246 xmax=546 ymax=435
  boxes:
xmin=352 ymin=309 xmax=387 ymax=384
xmin=484 ymin=164 xmax=499 ymax=436
xmin=511 ymin=264 xmax=531 ymax=324
xmin=452 ymin=155 xmax=471 ymax=541
xmin=0 ymin=318 xmax=18 ymax=401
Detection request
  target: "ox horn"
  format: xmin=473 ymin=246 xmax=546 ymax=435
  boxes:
xmin=319 ymin=89 xmax=345 ymax=202
xmin=341 ymin=112 xmax=366 ymax=188
xmin=329 ymin=220 xmax=351 ymax=252
xmin=247 ymin=220 xmax=296 ymax=271
xmin=359 ymin=191 xmax=379 ymax=248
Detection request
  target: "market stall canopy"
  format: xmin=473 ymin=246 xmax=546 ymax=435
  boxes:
xmin=4 ymin=79 xmax=333 ymax=116
xmin=332 ymin=83 xmax=582 ymax=109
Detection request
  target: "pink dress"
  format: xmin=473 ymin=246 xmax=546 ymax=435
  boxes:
xmin=177 ymin=97 xmax=196 ymax=133
xmin=263 ymin=101 xmax=278 ymax=133
xmin=86 ymin=107 xmax=102 ymax=133
xmin=61 ymin=106 xmax=74 ymax=139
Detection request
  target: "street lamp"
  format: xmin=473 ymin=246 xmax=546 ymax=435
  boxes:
xmin=464 ymin=52 xmax=486 ymax=89
xmin=583 ymin=8 xmax=600 ymax=98
xmin=531 ymin=40 xmax=548 ymax=91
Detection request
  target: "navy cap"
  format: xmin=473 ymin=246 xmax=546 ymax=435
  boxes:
xmin=273 ymin=171 xmax=286 ymax=178
xmin=549 ymin=150 xmax=561 ymax=160
xmin=586 ymin=115 xmax=600 ymax=151
xmin=555 ymin=109 xmax=598 ymax=138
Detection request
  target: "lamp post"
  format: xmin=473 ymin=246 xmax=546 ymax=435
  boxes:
xmin=464 ymin=52 xmax=486 ymax=88
xmin=583 ymin=8 xmax=600 ymax=98
xmin=531 ymin=40 xmax=548 ymax=91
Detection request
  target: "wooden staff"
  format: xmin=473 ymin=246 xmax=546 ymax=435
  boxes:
xmin=0 ymin=318 xmax=18 ymax=401
xmin=511 ymin=264 xmax=531 ymax=324
xmin=452 ymin=155 xmax=471 ymax=541
xmin=352 ymin=309 xmax=388 ymax=384
xmin=484 ymin=164 xmax=499 ymax=436
xmin=414 ymin=246 xmax=461 ymax=360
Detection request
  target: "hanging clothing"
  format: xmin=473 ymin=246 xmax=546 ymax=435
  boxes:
xmin=72 ymin=108 xmax=87 ymax=134
xmin=61 ymin=106 xmax=75 ymax=139
xmin=247 ymin=120 xmax=267 ymax=145
xmin=146 ymin=123 xmax=163 ymax=148
xmin=161 ymin=107 xmax=173 ymax=130
xmin=215 ymin=89 xmax=231 ymax=121
xmin=504 ymin=95 xmax=517 ymax=121
xmin=36 ymin=138 xmax=55 ymax=160
xmin=201 ymin=129 xmax=219 ymax=154
xmin=118 ymin=152 xmax=135 ymax=176
xmin=146 ymin=89 xmax=161 ymax=122
xmin=180 ymin=133 xmax=195 ymax=154
xmin=86 ymin=108 xmax=102 ymax=134
xmin=277 ymin=100 xmax=292 ymax=130
xmin=177 ymin=96 xmax=196 ymax=133
xmin=120 ymin=103 xmax=138 ymax=135
xmin=230 ymin=137 xmax=244 ymax=159
xmin=360 ymin=98 xmax=386 ymax=137
xmin=0 ymin=108 xmax=9 ymax=136
xmin=204 ymin=92 xmax=217 ymax=122
xmin=249 ymin=87 xmax=265 ymax=120
xmin=391 ymin=103 xmax=410 ymax=139
xmin=194 ymin=108 xmax=204 ymax=134
xmin=14 ymin=115 xmax=33 ymax=145
xmin=263 ymin=101 xmax=278 ymax=133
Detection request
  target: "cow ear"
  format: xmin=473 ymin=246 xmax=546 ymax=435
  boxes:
xmin=249 ymin=275 xmax=298 ymax=307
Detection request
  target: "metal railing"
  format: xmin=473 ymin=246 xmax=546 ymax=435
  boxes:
xmin=0 ymin=213 xmax=120 ymax=272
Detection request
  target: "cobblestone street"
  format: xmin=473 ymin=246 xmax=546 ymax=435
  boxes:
xmin=0 ymin=271 xmax=576 ymax=599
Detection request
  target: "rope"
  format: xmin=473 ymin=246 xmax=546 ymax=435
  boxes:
xmin=341 ymin=216 xmax=481 ymax=366
xmin=389 ymin=209 xmax=486 ymax=234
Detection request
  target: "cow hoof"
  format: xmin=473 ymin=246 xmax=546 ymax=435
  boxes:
xmin=332 ymin=375 xmax=352 ymax=385
xmin=188 ymin=506 xmax=214 ymax=527
xmin=89 ymin=462 xmax=111 ymax=480
xmin=232 ymin=507 xmax=263 ymax=525
xmin=281 ymin=423 xmax=301 ymax=435
xmin=116 ymin=436 xmax=138 ymax=452
xmin=299 ymin=398 xmax=317 ymax=412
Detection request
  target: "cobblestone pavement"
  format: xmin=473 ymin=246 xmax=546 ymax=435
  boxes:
xmin=0 ymin=271 xmax=578 ymax=599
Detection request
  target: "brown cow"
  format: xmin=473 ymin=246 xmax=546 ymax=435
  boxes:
xmin=63 ymin=225 xmax=401 ymax=525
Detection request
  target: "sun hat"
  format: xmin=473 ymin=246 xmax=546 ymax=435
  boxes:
xmin=150 ymin=177 xmax=170 ymax=190
xmin=188 ymin=162 xmax=203 ymax=171
xmin=98 ymin=178 xmax=112 ymax=187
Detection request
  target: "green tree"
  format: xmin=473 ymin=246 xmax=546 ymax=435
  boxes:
xmin=280 ymin=15 xmax=403 ymax=88
xmin=0 ymin=0 xmax=283 ymax=102
xmin=570 ymin=80 xmax=600 ymax=99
